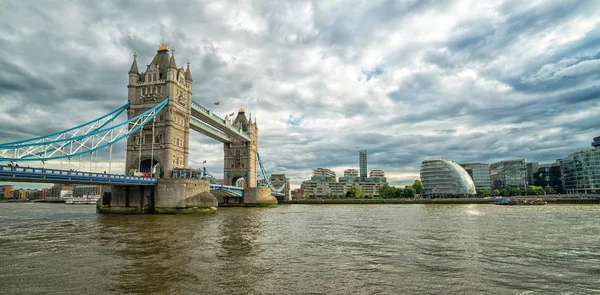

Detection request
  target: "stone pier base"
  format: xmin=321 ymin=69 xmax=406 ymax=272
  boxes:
xmin=97 ymin=178 xmax=218 ymax=214
xmin=155 ymin=178 xmax=218 ymax=214
xmin=243 ymin=187 xmax=278 ymax=207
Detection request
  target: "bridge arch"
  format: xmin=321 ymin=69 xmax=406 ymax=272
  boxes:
xmin=232 ymin=176 xmax=246 ymax=187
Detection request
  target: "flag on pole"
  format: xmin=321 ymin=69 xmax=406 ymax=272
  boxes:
xmin=229 ymin=112 xmax=235 ymax=116
xmin=214 ymin=101 xmax=220 ymax=105
xmin=202 ymin=160 xmax=207 ymax=164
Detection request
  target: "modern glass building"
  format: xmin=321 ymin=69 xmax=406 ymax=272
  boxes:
xmin=460 ymin=163 xmax=491 ymax=191
xmin=420 ymin=159 xmax=476 ymax=197
xmin=490 ymin=159 xmax=527 ymax=190
xmin=560 ymin=138 xmax=600 ymax=194
xmin=534 ymin=162 xmax=563 ymax=192
xmin=359 ymin=150 xmax=367 ymax=178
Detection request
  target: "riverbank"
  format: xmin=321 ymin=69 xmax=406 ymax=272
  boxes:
xmin=290 ymin=197 xmax=600 ymax=205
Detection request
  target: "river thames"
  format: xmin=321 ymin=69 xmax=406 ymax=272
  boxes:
xmin=1 ymin=203 xmax=599 ymax=294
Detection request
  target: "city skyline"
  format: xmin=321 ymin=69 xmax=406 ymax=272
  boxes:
xmin=1 ymin=1 xmax=600 ymax=189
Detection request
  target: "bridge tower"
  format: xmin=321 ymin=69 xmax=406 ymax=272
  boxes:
xmin=125 ymin=40 xmax=193 ymax=178
xmin=223 ymin=108 xmax=258 ymax=187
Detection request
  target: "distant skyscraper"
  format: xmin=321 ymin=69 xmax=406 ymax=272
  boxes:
xmin=359 ymin=150 xmax=367 ymax=178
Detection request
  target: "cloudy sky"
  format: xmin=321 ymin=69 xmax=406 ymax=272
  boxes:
xmin=1 ymin=0 xmax=599 ymax=189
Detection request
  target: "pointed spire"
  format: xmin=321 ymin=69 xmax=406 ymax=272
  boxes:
xmin=248 ymin=113 xmax=253 ymax=125
xmin=185 ymin=60 xmax=193 ymax=81
xmin=158 ymin=39 xmax=168 ymax=51
xmin=168 ymin=48 xmax=177 ymax=69
xmin=129 ymin=52 xmax=139 ymax=74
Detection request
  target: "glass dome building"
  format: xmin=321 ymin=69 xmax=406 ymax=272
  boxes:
xmin=420 ymin=159 xmax=477 ymax=197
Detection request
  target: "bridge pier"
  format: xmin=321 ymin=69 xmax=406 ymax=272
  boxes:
xmin=242 ymin=187 xmax=278 ymax=207
xmin=97 ymin=179 xmax=218 ymax=214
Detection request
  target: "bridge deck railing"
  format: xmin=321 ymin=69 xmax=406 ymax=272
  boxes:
xmin=190 ymin=101 xmax=248 ymax=139
xmin=0 ymin=165 xmax=156 ymax=182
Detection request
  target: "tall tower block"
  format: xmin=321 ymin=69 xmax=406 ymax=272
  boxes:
xmin=125 ymin=40 xmax=193 ymax=178
xmin=223 ymin=108 xmax=258 ymax=187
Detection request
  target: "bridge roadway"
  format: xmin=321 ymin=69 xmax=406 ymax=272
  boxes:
xmin=190 ymin=101 xmax=250 ymax=143
xmin=0 ymin=165 xmax=157 ymax=185
xmin=0 ymin=165 xmax=246 ymax=196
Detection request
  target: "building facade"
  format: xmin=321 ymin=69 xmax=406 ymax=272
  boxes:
xmin=526 ymin=162 xmax=540 ymax=187
xmin=420 ymin=159 xmax=476 ymax=197
xmin=459 ymin=163 xmax=491 ymax=191
xmin=490 ymin=159 xmax=527 ymax=190
xmin=0 ymin=185 xmax=13 ymax=198
xmin=359 ymin=150 xmax=367 ymax=178
xmin=73 ymin=185 xmax=102 ymax=198
xmin=560 ymin=137 xmax=600 ymax=194
xmin=344 ymin=169 xmax=359 ymax=177
xmin=533 ymin=162 xmax=563 ymax=192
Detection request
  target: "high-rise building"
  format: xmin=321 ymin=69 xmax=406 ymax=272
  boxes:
xmin=420 ymin=159 xmax=476 ymax=197
xmin=490 ymin=159 xmax=527 ymax=190
xmin=359 ymin=150 xmax=367 ymax=178
xmin=460 ymin=163 xmax=491 ymax=191
xmin=560 ymin=137 xmax=600 ymax=194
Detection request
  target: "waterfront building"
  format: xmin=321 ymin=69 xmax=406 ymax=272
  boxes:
xmin=420 ymin=159 xmax=476 ymax=197
xmin=359 ymin=150 xmax=367 ymax=178
xmin=526 ymin=162 xmax=539 ymax=187
xmin=560 ymin=137 xmax=600 ymax=194
xmin=344 ymin=169 xmax=359 ymax=177
xmin=459 ymin=163 xmax=491 ymax=191
xmin=311 ymin=168 xmax=336 ymax=182
xmin=490 ymin=159 xmax=527 ymax=190
xmin=0 ymin=185 xmax=13 ymax=198
xmin=533 ymin=162 xmax=563 ymax=192
xmin=73 ymin=185 xmax=102 ymax=198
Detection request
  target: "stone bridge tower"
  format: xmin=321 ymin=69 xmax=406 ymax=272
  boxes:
xmin=223 ymin=108 xmax=258 ymax=187
xmin=125 ymin=40 xmax=193 ymax=178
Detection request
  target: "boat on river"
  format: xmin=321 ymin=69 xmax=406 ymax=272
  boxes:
xmin=497 ymin=198 xmax=547 ymax=205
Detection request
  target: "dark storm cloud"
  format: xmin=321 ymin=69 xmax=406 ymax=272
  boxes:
xmin=1 ymin=0 xmax=599 ymax=188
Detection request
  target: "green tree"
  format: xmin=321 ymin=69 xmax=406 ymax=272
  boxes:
xmin=379 ymin=184 xmax=397 ymax=198
xmin=412 ymin=180 xmax=424 ymax=194
xmin=493 ymin=189 xmax=500 ymax=196
xmin=403 ymin=187 xmax=416 ymax=199
xmin=346 ymin=186 xmax=364 ymax=199
xmin=480 ymin=189 xmax=491 ymax=197
xmin=394 ymin=187 xmax=404 ymax=198
xmin=544 ymin=187 xmax=556 ymax=194
xmin=509 ymin=188 xmax=520 ymax=196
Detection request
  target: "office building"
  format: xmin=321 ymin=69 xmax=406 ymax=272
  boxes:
xmin=359 ymin=150 xmax=367 ymax=178
xmin=459 ymin=163 xmax=491 ymax=191
xmin=73 ymin=185 xmax=102 ymax=198
xmin=344 ymin=169 xmax=359 ymax=177
xmin=420 ymin=159 xmax=476 ymax=197
xmin=534 ymin=162 xmax=563 ymax=192
xmin=560 ymin=137 xmax=600 ymax=194
xmin=526 ymin=162 xmax=539 ymax=187
xmin=311 ymin=168 xmax=336 ymax=182
xmin=490 ymin=159 xmax=527 ymax=190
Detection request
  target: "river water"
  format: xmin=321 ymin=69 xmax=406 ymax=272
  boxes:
xmin=0 ymin=203 xmax=599 ymax=294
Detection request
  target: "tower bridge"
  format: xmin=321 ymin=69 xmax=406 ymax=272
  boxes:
xmin=0 ymin=40 xmax=289 ymax=212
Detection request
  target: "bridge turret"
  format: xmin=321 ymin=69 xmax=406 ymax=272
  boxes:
xmin=167 ymin=49 xmax=177 ymax=81
xmin=128 ymin=53 xmax=139 ymax=86
xmin=125 ymin=40 xmax=192 ymax=179
xmin=185 ymin=61 xmax=193 ymax=82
